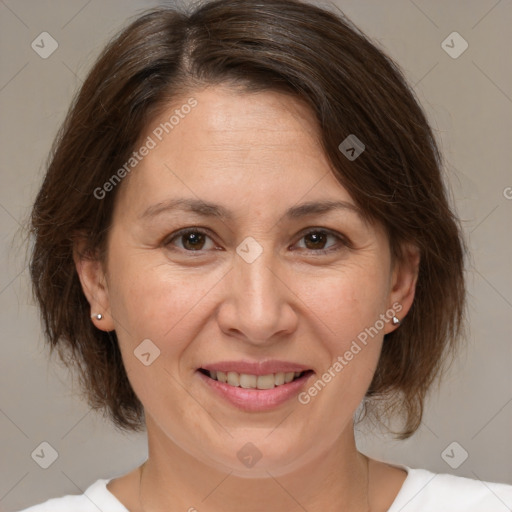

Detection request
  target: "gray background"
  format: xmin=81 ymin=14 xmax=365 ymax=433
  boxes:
xmin=1 ymin=0 xmax=511 ymax=510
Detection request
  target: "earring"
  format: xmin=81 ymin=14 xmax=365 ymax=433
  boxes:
xmin=392 ymin=316 xmax=400 ymax=326
xmin=92 ymin=313 xmax=103 ymax=320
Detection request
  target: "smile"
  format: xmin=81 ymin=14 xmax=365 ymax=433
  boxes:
xmin=199 ymin=369 xmax=308 ymax=389
xmin=197 ymin=364 xmax=315 ymax=412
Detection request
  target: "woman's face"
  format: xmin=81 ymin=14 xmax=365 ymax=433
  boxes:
xmin=83 ymin=86 xmax=417 ymax=477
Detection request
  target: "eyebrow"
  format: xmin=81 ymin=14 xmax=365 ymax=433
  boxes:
xmin=139 ymin=197 xmax=364 ymax=222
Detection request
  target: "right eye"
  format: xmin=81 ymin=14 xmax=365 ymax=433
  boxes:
xmin=164 ymin=228 xmax=218 ymax=252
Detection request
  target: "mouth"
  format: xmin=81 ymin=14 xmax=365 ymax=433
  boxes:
xmin=198 ymin=368 xmax=313 ymax=389
xmin=196 ymin=364 xmax=315 ymax=412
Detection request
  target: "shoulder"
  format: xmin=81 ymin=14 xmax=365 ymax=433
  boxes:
xmin=389 ymin=465 xmax=512 ymax=512
xmin=15 ymin=479 xmax=128 ymax=512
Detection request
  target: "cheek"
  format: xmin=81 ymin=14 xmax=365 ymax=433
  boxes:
xmin=106 ymin=259 xmax=201 ymax=414
xmin=108 ymin=253 xmax=210 ymax=342
xmin=298 ymin=260 xmax=390 ymax=344
xmin=106 ymin=250 xmax=230 ymax=396
xmin=293 ymin=261 xmax=389 ymax=407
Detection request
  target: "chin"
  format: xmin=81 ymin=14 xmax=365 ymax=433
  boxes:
xmin=197 ymin=436 xmax=318 ymax=479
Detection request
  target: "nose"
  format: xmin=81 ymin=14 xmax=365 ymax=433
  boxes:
xmin=216 ymin=242 xmax=298 ymax=346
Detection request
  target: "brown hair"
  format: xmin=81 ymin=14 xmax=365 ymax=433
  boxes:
xmin=29 ymin=0 xmax=466 ymax=438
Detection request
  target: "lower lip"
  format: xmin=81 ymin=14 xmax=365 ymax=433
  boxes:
xmin=197 ymin=371 xmax=313 ymax=412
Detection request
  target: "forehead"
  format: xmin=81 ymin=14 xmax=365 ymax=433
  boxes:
xmin=143 ymin=86 xmax=323 ymax=159
xmin=115 ymin=86 xmax=358 ymax=219
xmin=175 ymin=86 xmax=320 ymax=135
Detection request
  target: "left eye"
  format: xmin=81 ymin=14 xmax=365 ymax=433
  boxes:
xmin=164 ymin=228 xmax=348 ymax=254
xmin=293 ymin=229 xmax=348 ymax=254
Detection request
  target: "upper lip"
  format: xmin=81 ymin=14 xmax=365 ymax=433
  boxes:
xmin=200 ymin=360 xmax=312 ymax=376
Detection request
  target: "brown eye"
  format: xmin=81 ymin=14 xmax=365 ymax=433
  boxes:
xmin=165 ymin=229 xmax=215 ymax=252
xmin=295 ymin=229 xmax=349 ymax=255
xmin=303 ymin=231 xmax=328 ymax=250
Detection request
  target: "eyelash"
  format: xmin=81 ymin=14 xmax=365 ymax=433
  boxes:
xmin=163 ymin=227 xmax=351 ymax=255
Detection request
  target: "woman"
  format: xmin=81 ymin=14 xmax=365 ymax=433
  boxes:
xmin=20 ymin=0 xmax=512 ymax=510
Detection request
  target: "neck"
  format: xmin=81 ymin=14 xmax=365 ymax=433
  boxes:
xmin=138 ymin=417 xmax=370 ymax=512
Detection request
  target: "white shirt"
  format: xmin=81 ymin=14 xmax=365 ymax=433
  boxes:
xmin=16 ymin=465 xmax=512 ymax=511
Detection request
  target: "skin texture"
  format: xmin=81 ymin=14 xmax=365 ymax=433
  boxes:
xmin=75 ymin=86 xmax=420 ymax=511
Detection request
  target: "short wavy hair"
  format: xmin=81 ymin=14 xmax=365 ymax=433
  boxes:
xmin=29 ymin=0 xmax=467 ymax=438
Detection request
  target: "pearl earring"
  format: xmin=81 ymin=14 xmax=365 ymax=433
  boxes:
xmin=92 ymin=313 xmax=103 ymax=320
xmin=392 ymin=316 xmax=400 ymax=326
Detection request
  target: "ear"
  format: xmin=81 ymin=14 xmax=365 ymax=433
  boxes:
xmin=384 ymin=243 xmax=421 ymax=335
xmin=73 ymin=237 xmax=115 ymax=332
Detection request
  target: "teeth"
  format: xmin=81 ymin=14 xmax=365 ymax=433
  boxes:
xmin=227 ymin=371 xmax=239 ymax=387
xmin=207 ymin=370 xmax=304 ymax=389
xmin=257 ymin=374 xmax=276 ymax=389
xmin=274 ymin=372 xmax=285 ymax=386
xmin=239 ymin=373 xmax=257 ymax=388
